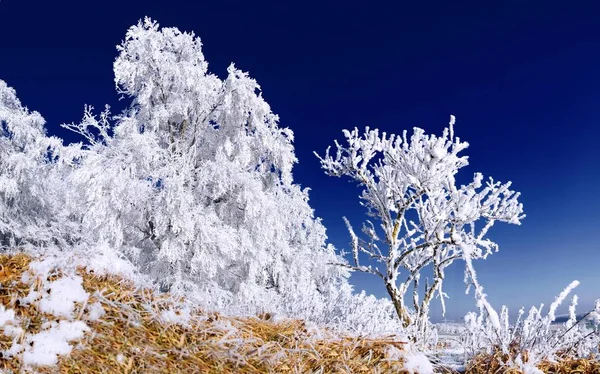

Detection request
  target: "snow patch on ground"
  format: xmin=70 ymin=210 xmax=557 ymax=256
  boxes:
xmin=20 ymin=288 xmax=40 ymax=305
xmin=21 ymin=320 xmax=89 ymax=366
xmin=1 ymin=255 xmax=94 ymax=367
xmin=386 ymin=345 xmax=434 ymax=374
xmin=38 ymin=275 xmax=88 ymax=318
xmin=0 ymin=305 xmax=16 ymax=327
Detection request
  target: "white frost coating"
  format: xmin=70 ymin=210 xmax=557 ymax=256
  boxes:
xmin=386 ymin=345 xmax=434 ymax=374
xmin=591 ymin=300 xmax=600 ymax=325
xmin=515 ymin=356 xmax=544 ymax=374
xmin=0 ymin=305 xmax=23 ymax=360
xmin=462 ymin=282 xmax=600 ymax=371
xmin=548 ymin=280 xmax=579 ymax=322
xmin=86 ymin=302 xmax=105 ymax=321
xmin=27 ymin=257 xmax=64 ymax=281
xmin=4 ymin=324 xmax=24 ymax=339
xmin=566 ymin=295 xmax=578 ymax=329
xmin=403 ymin=352 xmax=434 ymax=374
xmin=38 ymin=276 xmax=89 ymax=319
xmin=2 ymin=257 xmax=94 ymax=366
xmin=20 ymin=271 xmax=31 ymax=284
xmin=0 ymin=305 xmax=16 ymax=327
xmin=21 ymin=289 xmax=40 ymax=305
xmin=5 ymin=342 xmax=24 ymax=358
xmin=21 ymin=320 xmax=89 ymax=367
xmin=522 ymin=366 xmax=544 ymax=374
xmin=160 ymin=307 xmax=191 ymax=326
xmin=83 ymin=243 xmax=137 ymax=279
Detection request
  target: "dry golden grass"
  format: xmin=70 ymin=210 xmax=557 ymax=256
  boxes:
xmin=465 ymin=346 xmax=600 ymax=374
xmin=5 ymin=253 xmax=598 ymax=373
xmin=0 ymin=253 xmax=414 ymax=373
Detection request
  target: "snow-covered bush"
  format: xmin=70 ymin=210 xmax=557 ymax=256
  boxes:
xmin=0 ymin=81 xmax=82 ymax=249
xmin=0 ymin=18 xmax=402 ymax=335
xmin=462 ymin=281 xmax=600 ymax=371
xmin=316 ymin=116 xmax=525 ymax=343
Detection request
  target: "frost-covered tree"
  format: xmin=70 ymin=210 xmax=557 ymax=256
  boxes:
xmin=0 ymin=81 xmax=79 ymax=248
xmin=316 ymin=116 xmax=525 ymax=339
xmin=0 ymin=18 xmax=407 ymax=335
xmin=59 ymin=18 xmax=335 ymax=308
xmin=46 ymin=18 xmax=403 ymax=333
xmin=0 ymin=80 xmax=47 ymax=247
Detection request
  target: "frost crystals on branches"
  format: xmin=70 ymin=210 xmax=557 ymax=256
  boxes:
xmin=316 ymin=115 xmax=525 ymax=342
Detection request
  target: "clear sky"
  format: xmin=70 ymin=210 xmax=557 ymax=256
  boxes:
xmin=1 ymin=1 xmax=599 ymax=321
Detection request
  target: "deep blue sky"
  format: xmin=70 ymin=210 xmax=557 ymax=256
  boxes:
xmin=1 ymin=1 xmax=599 ymax=321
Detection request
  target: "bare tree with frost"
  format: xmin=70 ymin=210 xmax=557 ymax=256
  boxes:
xmin=316 ymin=116 xmax=525 ymax=339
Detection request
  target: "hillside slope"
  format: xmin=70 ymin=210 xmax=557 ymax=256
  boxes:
xmin=0 ymin=252 xmax=434 ymax=373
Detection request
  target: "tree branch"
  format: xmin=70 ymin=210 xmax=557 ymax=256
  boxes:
xmin=328 ymin=262 xmax=385 ymax=280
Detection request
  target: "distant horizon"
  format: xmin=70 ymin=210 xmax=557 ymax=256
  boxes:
xmin=1 ymin=1 xmax=599 ymax=322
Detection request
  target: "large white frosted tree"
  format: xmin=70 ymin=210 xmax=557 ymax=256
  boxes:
xmin=0 ymin=18 xmax=405 ymax=335
xmin=47 ymin=18 xmax=403 ymax=332
xmin=60 ymin=18 xmax=338 ymax=308
xmin=316 ymin=116 xmax=525 ymax=337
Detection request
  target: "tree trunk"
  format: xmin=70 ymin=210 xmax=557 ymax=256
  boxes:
xmin=386 ymin=282 xmax=412 ymax=328
xmin=418 ymin=278 xmax=440 ymax=323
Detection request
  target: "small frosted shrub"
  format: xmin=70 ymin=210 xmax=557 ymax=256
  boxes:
xmin=462 ymin=281 xmax=600 ymax=371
